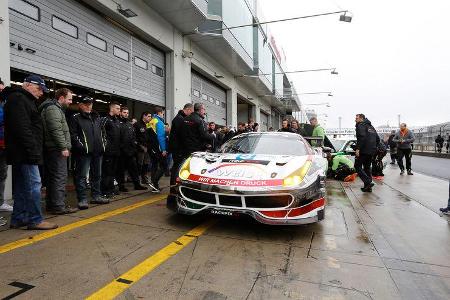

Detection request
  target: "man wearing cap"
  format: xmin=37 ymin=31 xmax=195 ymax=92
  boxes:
xmin=4 ymin=75 xmax=58 ymax=230
xmin=69 ymin=96 xmax=109 ymax=209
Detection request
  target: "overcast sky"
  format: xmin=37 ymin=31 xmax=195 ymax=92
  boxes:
xmin=259 ymin=0 xmax=450 ymax=128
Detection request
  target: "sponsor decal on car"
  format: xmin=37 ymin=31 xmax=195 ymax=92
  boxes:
xmin=188 ymin=174 xmax=283 ymax=186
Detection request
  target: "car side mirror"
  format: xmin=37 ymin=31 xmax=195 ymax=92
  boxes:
xmin=322 ymin=146 xmax=333 ymax=153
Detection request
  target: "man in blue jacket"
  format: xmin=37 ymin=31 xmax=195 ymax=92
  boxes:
xmin=148 ymin=107 xmax=167 ymax=192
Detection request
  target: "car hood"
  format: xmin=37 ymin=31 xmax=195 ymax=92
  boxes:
xmin=183 ymin=152 xmax=327 ymax=190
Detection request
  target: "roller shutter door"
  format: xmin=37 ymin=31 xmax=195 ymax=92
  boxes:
xmin=8 ymin=0 xmax=165 ymax=106
xmin=191 ymin=71 xmax=226 ymax=126
xmin=260 ymin=111 xmax=269 ymax=132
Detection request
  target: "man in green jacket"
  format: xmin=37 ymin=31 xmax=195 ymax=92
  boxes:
xmin=327 ymin=153 xmax=357 ymax=181
xmin=40 ymin=88 xmax=77 ymax=214
xmin=310 ymin=117 xmax=325 ymax=146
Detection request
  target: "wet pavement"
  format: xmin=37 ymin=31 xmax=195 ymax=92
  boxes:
xmin=0 ymin=168 xmax=449 ymax=300
xmin=404 ymin=155 xmax=450 ymax=180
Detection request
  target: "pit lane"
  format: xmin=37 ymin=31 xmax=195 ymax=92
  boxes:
xmin=0 ymin=166 xmax=449 ymax=299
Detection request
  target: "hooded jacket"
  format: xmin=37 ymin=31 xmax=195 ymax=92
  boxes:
xmin=3 ymin=87 xmax=43 ymax=164
xmin=148 ymin=114 xmax=167 ymax=152
xmin=69 ymin=111 xmax=106 ymax=156
xmin=119 ymin=117 xmax=137 ymax=156
xmin=355 ymin=118 xmax=379 ymax=155
xmin=39 ymin=99 xmax=71 ymax=151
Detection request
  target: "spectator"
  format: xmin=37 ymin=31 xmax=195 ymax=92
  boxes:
xmin=208 ymin=122 xmax=222 ymax=152
xmin=69 ymin=97 xmax=109 ymax=209
xmin=183 ymin=103 xmax=213 ymax=155
xmin=252 ymin=122 xmax=259 ymax=132
xmin=39 ymin=88 xmax=77 ymax=214
xmin=388 ymin=130 xmax=397 ymax=164
xmin=236 ymin=122 xmax=247 ymax=135
xmin=435 ymin=134 xmax=444 ymax=153
xmin=393 ymin=123 xmax=415 ymax=175
xmin=117 ymin=106 xmax=147 ymax=192
xmin=446 ymin=134 xmax=450 ymax=154
xmin=134 ymin=111 xmax=152 ymax=184
xmin=222 ymin=126 xmax=235 ymax=144
xmin=168 ymin=103 xmax=193 ymax=198
xmin=268 ymin=127 xmax=274 ymax=132
xmin=310 ymin=117 xmax=325 ymax=146
xmin=290 ymin=119 xmax=307 ymax=136
xmin=354 ymin=113 xmax=379 ymax=192
xmin=0 ymin=78 xmax=12 ymax=212
xmin=148 ymin=107 xmax=167 ymax=192
xmin=439 ymin=181 xmax=450 ymax=215
xmin=100 ymin=101 xmax=121 ymax=197
xmin=278 ymin=119 xmax=293 ymax=132
xmin=4 ymin=75 xmax=57 ymax=229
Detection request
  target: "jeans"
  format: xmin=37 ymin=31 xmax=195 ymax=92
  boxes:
xmin=0 ymin=150 xmax=8 ymax=206
xmin=101 ymin=155 xmax=119 ymax=195
xmin=397 ymin=148 xmax=412 ymax=171
xmin=44 ymin=150 xmax=68 ymax=210
xmin=447 ymin=180 xmax=450 ymax=209
xmin=355 ymin=154 xmax=373 ymax=186
xmin=74 ymin=154 xmax=102 ymax=204
xmin=11 ymin=164 xmax=43 ymax=226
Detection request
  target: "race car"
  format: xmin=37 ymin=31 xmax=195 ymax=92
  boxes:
xmin=168 ymin=132 xmax=329 ymax=225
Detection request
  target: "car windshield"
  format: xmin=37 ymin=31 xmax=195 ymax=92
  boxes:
xmin=221 ymin=133 xmax=310 ymax=156
xmin=329 ymin=139 xmax=347 ymax=151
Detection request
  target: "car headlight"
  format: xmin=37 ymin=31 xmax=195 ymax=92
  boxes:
xmin=178 ymin=157 xmax=192 ymax=180
xmin=283 ymin=161 xmax=312 ymax=187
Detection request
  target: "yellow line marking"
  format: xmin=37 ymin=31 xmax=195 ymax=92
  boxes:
xmin=86 ymin=219 xmax=216 ymax=300
xmin=0 ymin=195 xmax=166 ymax=254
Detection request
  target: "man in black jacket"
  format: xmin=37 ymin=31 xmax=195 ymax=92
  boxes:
xmin=100 ymin=102 xmax=121 ymax=197
xmin=117 ymin=106 xmax=147 ymax=192
xmin=69 ymin=97 xmax=108 ymax=209
xmin=4 ymin=75 xmax=57 ymax=230
xmin=134 ymin=111 xmax=152 ymax=184
xmin=354 ymin=113 xmax=380 ymax=192
xmin=168 ymin=103 xmax=193 ymax=188
xmin=182 ymin=103 xmax=213 ymax=155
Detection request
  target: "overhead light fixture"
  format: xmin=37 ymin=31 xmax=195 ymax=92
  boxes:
xmin=214 ymin=72 xmax=224 ymax=79
xmin=339 ymin=12 xmax=352 ymax=23
xmin=117 ymin=4 xmax=137 ymax=18
xmin=331 ymin=69 xmax=338 ymax=75
xmin=247 ymin=97 xmax=254 ymax=100
xmin=328 ymin=93 xmax=333 ymax=97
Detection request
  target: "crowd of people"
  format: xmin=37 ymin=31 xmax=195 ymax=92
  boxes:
xmin=0 ymin=75 xmax=448 ymax=230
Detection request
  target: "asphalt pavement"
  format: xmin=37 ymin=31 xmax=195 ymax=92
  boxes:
xmin=401 ymin=155 xmax=450 ymax=180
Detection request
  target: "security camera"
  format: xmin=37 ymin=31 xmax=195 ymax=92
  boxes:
xmin=182 ymin=50 xmax=194 ymax=58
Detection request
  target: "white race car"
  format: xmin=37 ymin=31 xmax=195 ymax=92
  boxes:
xmin=168 ymin=132 xmax=329 ymax=225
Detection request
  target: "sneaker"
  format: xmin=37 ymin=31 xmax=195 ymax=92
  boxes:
xmin=10 ymin=221 xmax=28 ymax=229
xmin=361 ymin=186 xmax=372 ymax=193
xmin=407 ymin=170 xmax=414 ymax=175
xmin=439 ymin=207 xmax=450 ymax=215
xmin=0 ymin=202 xmax=13 ymax=212
xmin=369 ymin=182 xmax=375 ymax=187
xmin=48 ymin=206 xmax=79 ymax=215
xmin=344 ymin=173 xmax=357 ymax=182
xmin=78 ymin=202 xmax=89 ymax=210
xmin=400 ymin=170 xmax=405 ymax=175
xmin=91 ymin=196 xmax=110 ymax=204
xmin=27 ymin=221 xmax=58 ymax=230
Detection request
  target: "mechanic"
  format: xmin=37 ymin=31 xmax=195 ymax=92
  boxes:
xmin=354 ymin=113 xmax=379 ymax=192
xmin=326 ymin=153 xmax=357 ymax=182
xmin=309 ymin=117 xmax=325 ymax=146
xmin=182 ymin=102 xmax=213 ymax=156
